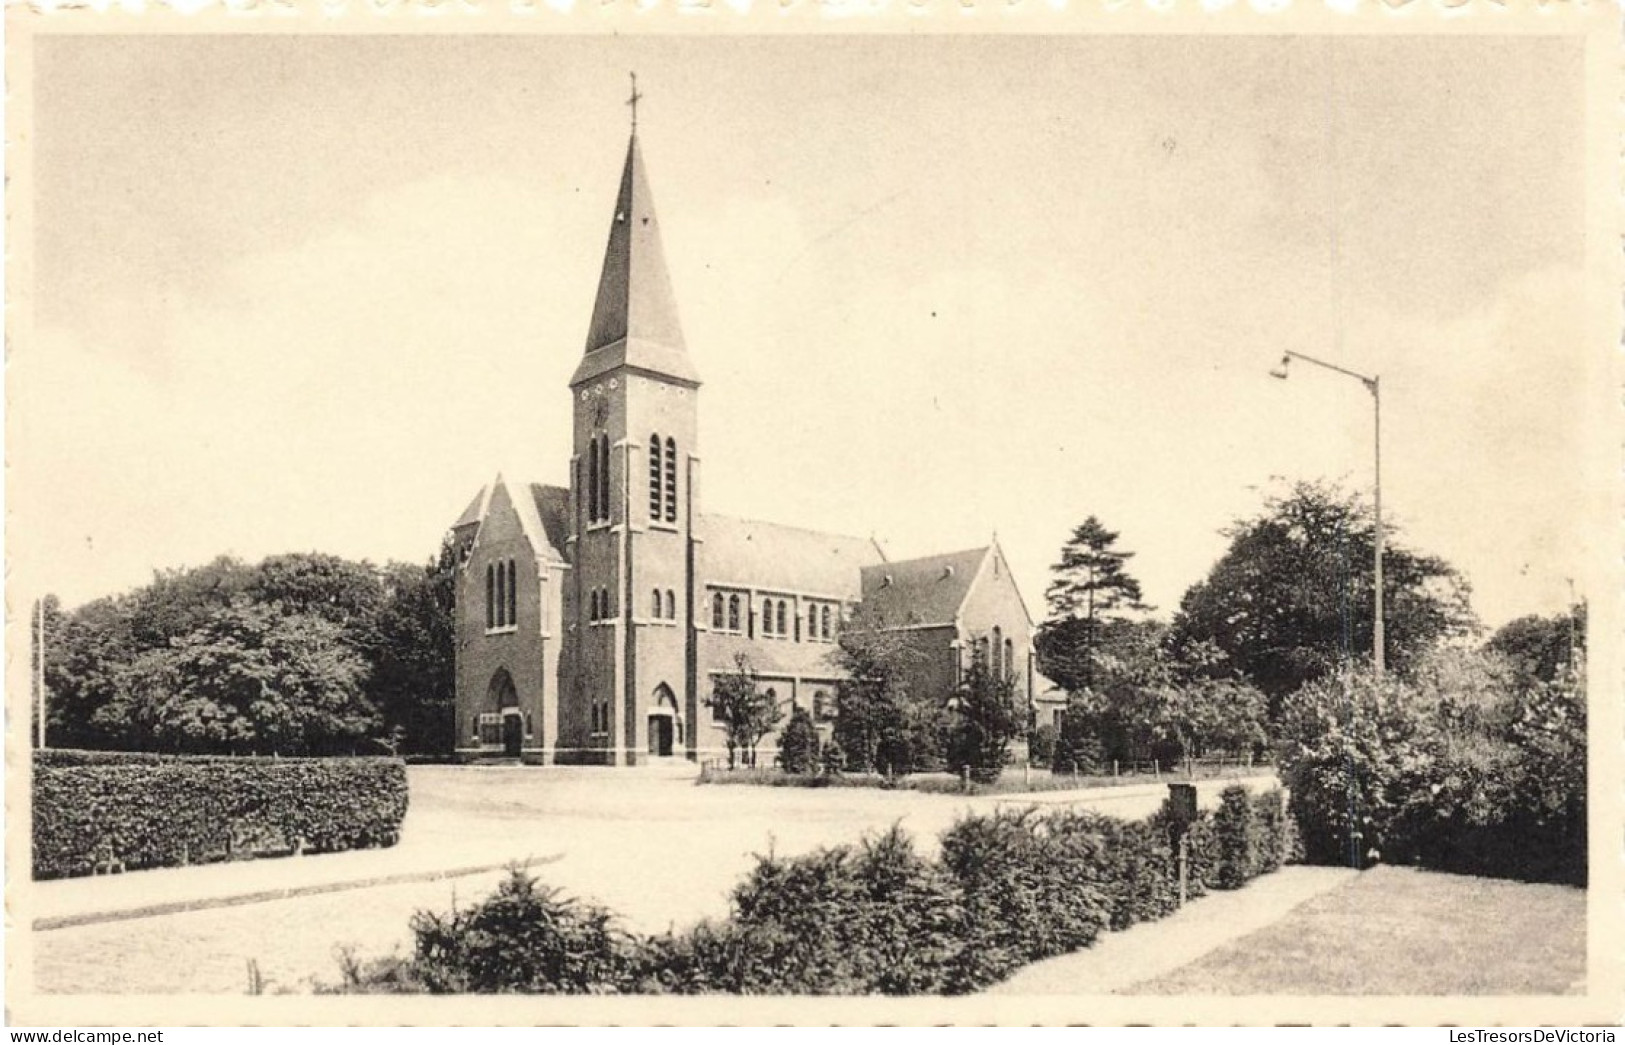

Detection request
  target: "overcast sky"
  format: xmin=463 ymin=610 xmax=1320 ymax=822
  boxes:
xmin=15 ymin=32 xmax=1598 ymax=629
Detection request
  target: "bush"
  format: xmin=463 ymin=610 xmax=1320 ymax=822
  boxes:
xmin=1026 ymin=723 xmax=1057 ymax=766
xmin=1211 ymin=784 xmax=1259 ymax=889
xmin=31 ymin=750 xmax=408 ymax=879
xmin=1277 ymin=658 xmax=1586 ymax=885
xmin=409 ymin=868 xmax=632 ymax=993
xmin=685 ymin=826 xmax=963 ymax=994
xmin=776 ymin=706 xmax=820 ymax=775
xmin=938 ymin=808 xmax=1112 ymax=992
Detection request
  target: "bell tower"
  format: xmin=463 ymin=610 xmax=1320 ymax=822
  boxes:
xmin=564 ymin=83 xmax=701 ymax=765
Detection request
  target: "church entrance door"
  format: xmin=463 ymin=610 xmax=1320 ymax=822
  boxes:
xmin=502 ymin=712 xmax=522 ymax=758
xmin=647 ymin=715 xmax=673 ymax=758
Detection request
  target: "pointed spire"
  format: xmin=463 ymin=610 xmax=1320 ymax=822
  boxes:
xmin=571 ymin=88 xmax=698 ymax=388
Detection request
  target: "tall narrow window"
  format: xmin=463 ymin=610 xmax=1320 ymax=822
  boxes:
xmin=776 ymin=600 xmax=787 ymax=637
xmin=728 ymin=594 xmax=740 ymax=633
xmin=1004 ymin=639 xmax=1015 ymax=682
xmin=598 ymin=435 xmax=611 ymax=522
xmin=649 ymin=435 xmax=662 ymax=517
xmin=820 ymin=605 xmax=831 ymax=640
xmin=808 ymin=604 xmax=818 ymax=638
xmin=652 ymin=588 xmax=663 ymax=619
xmin=712 ymin=592 xmax=725 ymax=630
xmin=485 ymin=564 xmax=495 ymax=629
xmin=665 ymin=590 xmax=677 ymax=620
xmin=587 ymin=438 xmax=600 ymax=523
xmin=992 ymin=626 xmax=1003 ymax=678
xmin=760 ymin=600 xmax=772 ymax=636
xmin=506 ymin=560 xmax=517 ymax=628
xmin=495 ymin=562 xmax=506 ymax=628
xmin=663 ymin=438 xmax=678 ymax=522
xmin=589 ymin=589 xmax=598 ymax=622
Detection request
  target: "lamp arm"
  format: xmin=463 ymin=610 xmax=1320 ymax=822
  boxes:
xmin=1282 ymin=350 xmax=1378 ymax=393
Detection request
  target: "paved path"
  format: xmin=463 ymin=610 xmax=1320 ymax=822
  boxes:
xmin=985 ymin=865 xmax=1358 ymax=995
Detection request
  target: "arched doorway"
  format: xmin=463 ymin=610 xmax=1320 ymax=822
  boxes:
xmin=647 ymin=683 xmax=681 ymax=758
xmin=487 ymin=669 xmax=522 ymax=758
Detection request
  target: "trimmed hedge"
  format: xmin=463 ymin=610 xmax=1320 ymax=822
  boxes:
xmin=333 ymin=784 xmax=1292 ymax=995
xmin=33 ymin=750 xmax=408 ymax=879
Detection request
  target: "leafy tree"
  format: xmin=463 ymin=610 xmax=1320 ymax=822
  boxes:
xmin=945 ymin=648 xmax=1022 ymax=784
xmin=777 ymin=705 xmax=821 ymax=774
xmin=1487 ymin=602 xmax=1586 ymax=692
xmin=364 ymin=546 xmax=458 ymax=755
xmin=93 ymin=602 xmax=379 ymax=755
xmin=247 ymin=552 xmax=386 ymax=639
xmin=705 ymin=654 xmax=782 ymax=769
xmin=1169 ymin=480 xmax=1476 ymax=715
xmin=1036 ymin=517 xmax=1148 ymax=693
xmin=829 ymin=609 xmax=936 ymax=776
xmin=126 ymin=555 xmax=253 ymax=649
xmin=1051 ymin=700 xmax=1105 ymax=775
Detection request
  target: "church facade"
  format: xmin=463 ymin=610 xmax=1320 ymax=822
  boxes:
xmin=449 ymin=127 xmax=1046 ymax=765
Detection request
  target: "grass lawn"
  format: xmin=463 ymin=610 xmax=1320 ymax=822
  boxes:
xmin=698 ymin=761 xmax=1267 ymax=796
xmin=1131 ymin=864 xmax=1586 ymax=995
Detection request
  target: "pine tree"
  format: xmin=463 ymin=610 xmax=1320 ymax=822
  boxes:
xmin=1037 ymin=517 xmax=1148 ymax=693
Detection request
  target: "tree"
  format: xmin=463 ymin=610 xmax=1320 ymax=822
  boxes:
xmin=364 ymin=545 xmax=458 ymax=755
xmin=777 ymin=706 xmax=820 ymax=774
xmin=246 ymin=552 xmax=386 ymax=639
xmin=945 ymin=648 xmax=1023 ymax=784
xmin=1169 ymin=480 xmax=1476 ymax=715
xmin=1487 ymin=602 xmax=1586 ymax=692
xmin=93 ymin=601 xmax=379 ymax=755
xmin=705 ymin=654 xmax=782 ymax=769
xmin=1036 ymin=517 xmax=1147 ymax=694
xmin=829 ymin=609 xmax=936 ymax=776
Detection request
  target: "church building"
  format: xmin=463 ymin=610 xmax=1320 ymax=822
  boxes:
xmin=449 ymin=118 xmax=1044 ymax=765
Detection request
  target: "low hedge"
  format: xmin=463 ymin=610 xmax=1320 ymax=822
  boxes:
xmin=332 ymin=784 xmax=1292 ymax=995
xmin=32 ymin=750 xmax=408 ymax=879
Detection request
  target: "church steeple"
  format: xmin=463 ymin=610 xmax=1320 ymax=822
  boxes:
xmin=571 ymin=90 xmax=698 ymax=389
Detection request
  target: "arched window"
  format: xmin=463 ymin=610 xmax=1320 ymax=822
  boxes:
xmin=765 ymin=686 xmax=777 ymax=708
xmin=813 ymin=690 xmax=828 ymax=721
xmin=604 ymin=587 xmax=615 ymax=619
xmin=992 ymin=626 xmax=1003 ymax=678
xmin=663 ymin=438 xmax=678 ymax=522
xmin=712 ymin=592 xmax=725 ymax=630
xmin=1004 ymin=638 xmax=1015 ymax=681
xmin=506 ymin=560 xmax=517 ymax=628
xmin=485 ymin=564 xmax=495 ymax=629
xmin=760 ymin=600 xmax=773 ymax=636
xmin=727 ymin=594 xmax=740 ymax=633
xmin=652 ymin=588 xmax=663 ymax=619
xmin=649 ymin=434 xmax=663 ymax=518
xmin=820 ymin=605 xmax=831 ymax=640
xmin=495 ymin=561 xmax=507 ymax=628
xmin=665 ymin=590 xmax=677 ymax=620
xmin=587 ymin=438 xmax=600 ymax=523
xmin=598 ymin=435 xmax=611 ymax=522
xmin=808 ymin=603 xmax=818 ymax=637
xmin=776 ymin=600 xmax=787 ymax=637
xmin=589 ymin=588 xmax=599 ymax=622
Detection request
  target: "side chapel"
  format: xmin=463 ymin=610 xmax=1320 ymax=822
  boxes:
xmin=449 ymin=109 xmax=1048 ymax=764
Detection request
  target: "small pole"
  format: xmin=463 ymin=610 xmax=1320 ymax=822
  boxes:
xmin=1178 ymin=833 xmax=1189 ymax=906
xmin=1113 ymin=759 xmax=1119 ymax=779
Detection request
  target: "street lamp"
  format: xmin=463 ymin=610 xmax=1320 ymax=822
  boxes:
xmin=1270 ymin=350 xmax=1384 ymax=679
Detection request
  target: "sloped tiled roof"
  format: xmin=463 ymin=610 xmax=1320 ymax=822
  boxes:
xmin=452 ymin=486 xmax=491 ymax=530
xmin=450 ymin=478 xmax=570 ymax=564
xmin=859 ymin=546 xmax=990 ymax=628
xmin=699 ymin=514 xmax=884 ymax=600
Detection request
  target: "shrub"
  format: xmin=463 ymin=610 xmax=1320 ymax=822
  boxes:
xmin=31 ymin=750 xmax=407 ymax=879
xmin=938 ymin=808 xmax=1111 ymax=992
xmin=408 ymin=868 xmax=632 ymax=993
xmin=1211 ymin=784 xmax=1259 ymax=889
xmin=1051 ymin=704 xmax=1105 ymax=775
xmin=776 ymin=707 xmax=820 ymax=775
xmin=1026 ymin=723 xmax=1057 ymax=766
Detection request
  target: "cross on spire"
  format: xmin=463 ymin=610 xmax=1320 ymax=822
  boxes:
xmin=627 ymin=72 xmax=643 ymax=136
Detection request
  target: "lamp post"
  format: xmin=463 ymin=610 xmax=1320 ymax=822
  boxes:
xmin=1269 ymin=350 xmax=1384 ymax=679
